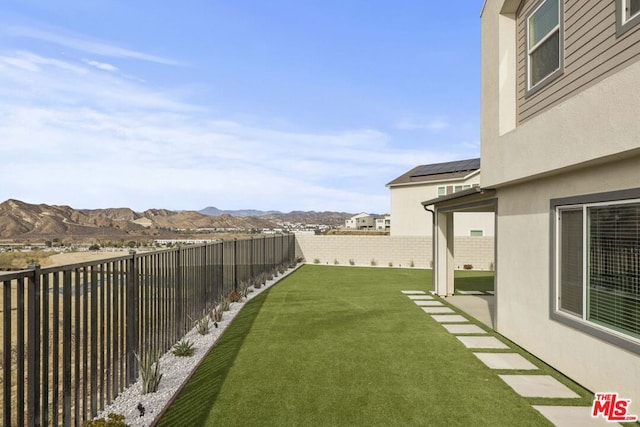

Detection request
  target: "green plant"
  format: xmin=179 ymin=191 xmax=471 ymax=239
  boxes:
xmin=313 ymin=258 xmax=320 ymax=264
xmin=240 ymin=281 xmax=251 ymax=298
xmin=370 ymin=259 xmax=377 ymax=266
xmin=334 ymin=259 xmax=339 ymax=265
xmin=349 ymin=259 xmax=355 ymax=266
xmin=193 ymin=313 xmax=210 ymax=336
xmin=84 ymin=412 xmax=129 ymax=426
xmin=463 ymin=264 xmax=473 ymax=270
xmin=172 ymin=339 xmax=195 ymax=357
xmin=278 ymin=264 xmax=286 ymax=274
xmin=211 ymin=305 xmax=223 ymax=322
xmin=219 ymin=295 xmax=231 ymax=311
xmin=410 ymin=260 xmax=415 ymax=268
xmin=388 ymin=262 xmax=393 ymax=268
xmin=267 ymin=273 xmax=274 ymax=281
xmin=136 ymin=352 xmax=162 ymax=394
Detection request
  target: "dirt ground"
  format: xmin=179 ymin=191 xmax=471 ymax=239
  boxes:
xmin=44 ymin=250 xmax=136 ymax=267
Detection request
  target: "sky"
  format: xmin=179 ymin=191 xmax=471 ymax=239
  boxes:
xmin=0 ymin=1 xmax=485 ymax=214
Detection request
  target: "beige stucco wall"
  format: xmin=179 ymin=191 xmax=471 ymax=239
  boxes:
xmin=494 ymin=151 xmax=640 ymax=405
xmin=294 ymin=234 xmax=494 ymax=271
xmin=389 ymin=179 xmax=494 ymax=237
xmin=482 ymin=0 xmax=640 ymax=188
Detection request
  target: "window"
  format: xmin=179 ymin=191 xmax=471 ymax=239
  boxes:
xmin=470 ymin=230 xmax=484 ymax=237
xmin=437 ymin=186 xmax=446 ymax=197
xmin=526 ymin=0 xmax=562 ymax=91
xmin=616 ymin=0 xmax=640 ymax=35
xmin=554 ymin=194 xmax=640 ymax=350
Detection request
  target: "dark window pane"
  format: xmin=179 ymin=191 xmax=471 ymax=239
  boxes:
xmin=630 ymin=0 xmax=640 ymax=18
xmin=560 ymin=209 xmax=583 ymax=316
xmin=529 ymin=0 xmax=559 ymax=47
xmin=530 ymin=31 xmax=560 ymax=87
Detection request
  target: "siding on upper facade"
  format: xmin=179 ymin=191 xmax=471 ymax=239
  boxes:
xmin=517 ymin=0 xmax=640 ymax=124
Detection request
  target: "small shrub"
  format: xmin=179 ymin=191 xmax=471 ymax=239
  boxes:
xmin=410 ymin=260 xmax=415 ymax=268
xmin=349 ymin=259 xmax=355 ymax=266
xmin=227 ymin=290 xmax=242 ymax=303
xmin=136 ymin=352 xmax=162 ymax=394
xmin=219 ymin=295 xmax=231 ymax=311
xmin=313 ymin=258 xmax=320 ymax=264
xmin=463 ymin=264 xmax=473 ymax=270
xmin=370 ymin=259 xmax=377 ymax=266
xmin=172 ymin=339 xmax=195 ymax=357
xmin=388 ymin=262 xmax=393 ymax=268
xmin=489 ymin=262 xmax=494 ymax=271
xmin=278 ymin=264 xmax=286 ymax=274
xmin=240 ymin=281 xmax=251 ymax=298
xmin=194 ymin=314 xmax=210 ymax=336
xmin=334 ymin=259 xmax=339 ymax=265
xmin=253 ymin=280 xmax=262 ymax=289
xmin=211 ymin=305 xmax=223 ymax=322
xmin=84 ymin=413 xmax=128 ymax=427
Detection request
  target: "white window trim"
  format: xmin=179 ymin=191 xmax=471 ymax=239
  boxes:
xmin=552 ymin=194 xmax=640 ymax=354
xmin=525 ymin=0 xmax=563 ymax=94
xmin=616 ymin=0 xmax=640 ymax=36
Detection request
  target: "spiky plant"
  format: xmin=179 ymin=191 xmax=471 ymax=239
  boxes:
xmin=172 ymin=339 xmax=195 ymax=357
xmin=194 ymin=314 xmax=210 ymax=335
xmin=135 ymin=352 xmax=162 ymax=394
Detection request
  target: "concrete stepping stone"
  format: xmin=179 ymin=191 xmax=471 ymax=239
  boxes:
xmin=442 ymin=324 xmax=486 ymax=334
xmin=431 ymin=314 xmax=468 ymax=323
xmin=456 ymin=290 xmax=485 ymax=295
xmin=456 ymin=336 xmax=509 ymax=349
xmin=533 ymin=406 xmax=621 ymax=426
xmin=401 ymin=290 xmax=426 ymax=295
xmin=421 ymin=307 xmax=455 ymax=314
xmin=473 ymin=353 xmax=538 ymax=370
xmin=407 ymin=295 xmax=434 ymax=300
xmin=499 ymin=375 xmax=580 ymax=398
xmin=414 ymin=300 xmax=443 ymax=306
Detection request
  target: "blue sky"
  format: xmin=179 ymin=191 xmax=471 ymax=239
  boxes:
xmin=0 ymin=1 xmax=484 ymax=213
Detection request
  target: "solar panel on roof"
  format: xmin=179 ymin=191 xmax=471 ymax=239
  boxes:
xmin=410 ymin=158 xmax=480 ymax=178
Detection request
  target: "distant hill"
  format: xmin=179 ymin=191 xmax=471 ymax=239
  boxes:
xmin=199 ymin=206 xmax=281 ymax=217
xmin=0 ymin=199 xmax=355 ymax=240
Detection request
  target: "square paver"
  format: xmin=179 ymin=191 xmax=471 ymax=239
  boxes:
xmin=456 ymin=336 xmax=509 ymax=349
xmin=421 ymin=307 xmax=455 ymax=314
xmin=442 ymin=324 xmax=486 ymax=335
xmin=414 ymin=300 xmax=443 ymax=306
xmin=456 ymin=290 xmax=485 ymax=295
xmin=533 ymin=406 xmax=621 ymax=426
xmin=430 ymin=314 xmax=468 ymax=323
xmin=499 ymin=375 xmax=580 ymax=398
xmin=401 ymin=290 xmax=426 ymax=295
xmin=473 ymin=353 xmax=538 ymax=370
xmin=407 ymin=295 xmax=434 ymax=300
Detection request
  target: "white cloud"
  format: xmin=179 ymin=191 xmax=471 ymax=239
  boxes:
xmin=0 ymin=50 xmax=465 ymax=213
xmin=5 ymin=25 xmax=181 ymax=66
xmin=83 ymin=59 xmax=118 ymax=72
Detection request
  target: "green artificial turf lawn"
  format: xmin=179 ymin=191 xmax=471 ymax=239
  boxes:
xmin=158 ymin=265 xmax=551 ymax=427
xmin=454 ymin=270 xmax=495 ymax=292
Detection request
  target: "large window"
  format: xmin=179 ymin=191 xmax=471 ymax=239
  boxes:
xmin=526 ymin=0 xmax=562 ymax=91
xmin=555 ymin=196 xmax=640 ymax=349
xmin=617 ymin=0 xmax=640 ymax=35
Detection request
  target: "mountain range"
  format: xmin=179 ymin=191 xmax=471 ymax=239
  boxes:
xmin=0 ymin=199 xmax=353 ymax=241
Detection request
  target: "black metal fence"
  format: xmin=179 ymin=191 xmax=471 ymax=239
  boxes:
xmin=0 ymin=234 xmax=296 ymax=426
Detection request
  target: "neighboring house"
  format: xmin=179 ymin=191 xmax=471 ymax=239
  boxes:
xmin=375 ymin=215 xmax=391 ymax=231
xmin=345 ymin=213 xmax=375 ymax=230
xmin=426 ymin=0 xmax=640 ymax=408
xmin=387 ymin=159 xmax=494 ymax=237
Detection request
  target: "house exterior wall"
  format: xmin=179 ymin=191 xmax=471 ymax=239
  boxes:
xmin=482 ymin=0 xmax=640 ymax=406
xmin=390 ymin=177 xmax=494 ymax=237
xmin=517 ymin=0 xmax=640 ymax=124
xmin=294 ymin=234 xmax=494 ymax=271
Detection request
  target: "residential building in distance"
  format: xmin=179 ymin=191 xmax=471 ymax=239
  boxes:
xmin=387 ymin=158 xmax=494 ymax=237
xmin=344 ymin=213 xmax=375 ymax=230
xmin=428 ymin=0 xmax=640 ymax=409
xmin=375 ymin=214 xmax=391 ymax=231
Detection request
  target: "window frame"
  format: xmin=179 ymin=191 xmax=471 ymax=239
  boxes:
xmin=550 ymin=188 xmax=640 ymax=355
xmin=525 ymin=0 xmax=564 ymax=95
xmin=616 ymin=0 xmax=640 ymax=36
xmin=470 ymin=229 xmax=484 ymax=237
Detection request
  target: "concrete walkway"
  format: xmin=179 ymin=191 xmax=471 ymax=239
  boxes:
xmin=402 ymin=290 xmax=619 ymax=427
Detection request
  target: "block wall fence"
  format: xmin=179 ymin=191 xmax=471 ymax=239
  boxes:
xmin=294 ymin=234 xmax=494 ymax=270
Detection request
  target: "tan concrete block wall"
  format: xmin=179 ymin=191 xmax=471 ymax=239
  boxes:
xmin=294 ymin=234 xmax=494 ymax=270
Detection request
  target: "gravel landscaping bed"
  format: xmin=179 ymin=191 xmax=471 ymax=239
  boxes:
xmin=93 ymin=265 xmax=299 ymax=426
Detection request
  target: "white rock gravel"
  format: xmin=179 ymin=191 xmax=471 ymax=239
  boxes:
xmin=94 ymin=266 xmax=299 ymax=426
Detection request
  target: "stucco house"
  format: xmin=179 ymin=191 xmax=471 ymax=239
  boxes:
xmin=387 ymin=159 xmax=494 ymax=237
xmin=375 ymin=215 xmax=391 ymax=231
xmin=426 ymin=0 xmax=640 ymax=410
xmin=345 ymin=213 xmax=375 ymax=230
